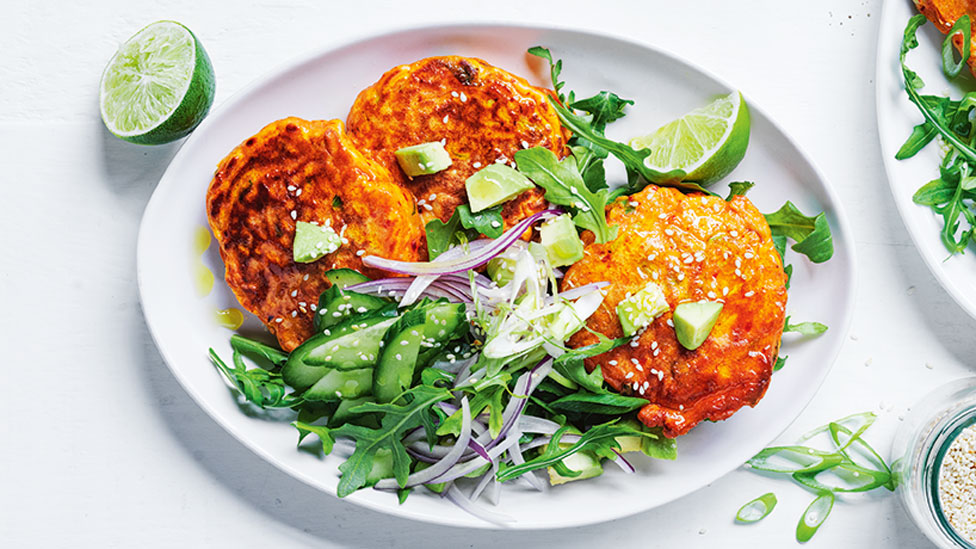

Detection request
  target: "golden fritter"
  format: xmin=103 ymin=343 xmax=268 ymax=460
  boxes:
xmin=914 ymin=0 xmax=976 ymax=77
xmin=206 ymin=117 xmax=426 ymax=351
xmin=562 ymin=185 xmax=788 ymax=438
xmin=346 ymin=56 xmax=565 ymax=229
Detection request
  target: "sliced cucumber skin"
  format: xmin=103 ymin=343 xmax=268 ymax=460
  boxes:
xmin=305 ymin=317 xmax=396 ymax=369
xmin=304 ymin=368 xmax=373 ymax=401
xmin=283 ymin=310 xmax=396 ymax=390
xmin=324 ymin=268 xmax=369 ymax=289
xmin=328 ymin=396 xmax=373 ymax=427
xmin=314 ymin=286 xmax=390 ymax=331
xmin=373 ymin=311 xmax=425 ymax=403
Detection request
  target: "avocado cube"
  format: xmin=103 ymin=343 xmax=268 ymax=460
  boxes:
xmin=616 ymin=282 xmax=670 ymax=337
xmin=539 ymin=214 xmax=584 ymax=267
xmin=394 ymin=142 xmax=452 ymax=177
xmin=673 ymin=300 xmax=723 ymax=350
xmin=464 ymin=163 xmax=534 ymax=212
xmin=293 ymin=221 xmax=341 ymax=263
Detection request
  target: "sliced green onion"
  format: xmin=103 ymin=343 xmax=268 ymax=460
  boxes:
xmin=796 ymin=492 xmax=834 ymax=542
xmin=828 ymin=423 xmax=895 ymax=491
xmin=736 ymin=492 xmax=778 ymax=523
xmin=792 ymin=461 xmax=890 ymax=493
xmin=942 ymin=14 xmax=972 ymax=78
xmin=746 ymin=446 xmax=843 ymax=474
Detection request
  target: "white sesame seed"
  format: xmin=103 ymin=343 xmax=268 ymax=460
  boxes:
xmin=290 ymin=290 xmax=298 ymax=297
xmin=451 ymin=91 xmax=459 ymax=97
xmin=625 ymin=372 xmax=634 ymax=379
xmin=290 ymin=210 xmax=297 ymax=220
xmin=744 ymin=291 xmax=755 ymax=297
xmin=356 ymin=249 xmax=365 ymax=257
xmin=609 ymin=360 xmax=618 ymax=365
xmin=472 ymin=162 xmax=482 ymax=168
xmin=274 ymin=317 xmax=283 ymax=323
xmin=459 ymin=92 xmax=467 ymax=102
xmin=443 ymin=115 xmax=449 ymax=123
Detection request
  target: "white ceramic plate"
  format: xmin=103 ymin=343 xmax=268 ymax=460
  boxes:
xmin=138 ymin=25 xmax=855 ymax=529
xmin=877 ymin=0 xmax=976 ymax=319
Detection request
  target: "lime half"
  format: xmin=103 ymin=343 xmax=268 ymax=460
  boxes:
xmin=99 ymin=21 xmax=215 ymax=145
xmin=630 ymin=91 xmax=750 ymax=185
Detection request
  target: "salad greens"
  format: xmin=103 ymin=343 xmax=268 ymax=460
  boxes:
xmin=738 ymin=412 xmax=893 ymax=542
xmin=426 ymin=204 xmax=504 ymax=258
xmin=898 ymin=14 xmax=976 ymax=254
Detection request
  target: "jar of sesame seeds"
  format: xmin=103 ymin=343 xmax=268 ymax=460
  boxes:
xmin=891 ymin=377 xmax=976 ymax=549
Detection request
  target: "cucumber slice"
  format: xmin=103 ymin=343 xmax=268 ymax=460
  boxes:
xmin=304 ymin=368 xmax=373 ymax=401
xmin=284 ymin=311 xmax=397 ymax=390
xmin=314 ymin=286 xmax=390 ymax=331
xmin=304 ymin=317 xmax=397 ymax=369
xmin=324 ymin=268 xmax=370 ymax=289
xmin=373 ymin=310 xmax=426 ymax=403
xmin=423 ymin=302 xmax=466 ymax=343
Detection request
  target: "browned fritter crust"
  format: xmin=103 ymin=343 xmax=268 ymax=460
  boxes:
xmin=346 ymin=56 xmax=565 ymax=229
xmin=562 ymin=186 xmax=788 ymax=438
xmin=206 ymin=118 xmax=425 ymax=351
xmin=914 ymin=0 xmax=976 ymax=77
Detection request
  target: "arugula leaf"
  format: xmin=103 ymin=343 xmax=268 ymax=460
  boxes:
xmin=549 ymin=392 xmax=648 ymax=415
xmin=784 ymin=318 xmax=829 ymax=336
xmin=293 ymin=421 xmax=335 ymax=455
xmin=514 ymin=147 xmax=617 ymax=243
xmin=209 ymin=348 xmax=302 ymax=409
xmin=726 ymin=181 xmax=755 ymax=200
xmin=331 ymin=385 xmax=452 ymax=496
xmin=570 ymin=92 xmax=633 ymax=133
xmin=496 ymin=421 xmax=653 ymax=482
xmin=764 ymin=201 xmax=834 ymax=263
xmin=552 ymin=333 xmax=629 ymax=394
xmin=425 ymin=213 xmax=462 ymax=259
xmin=641 ymin=430 xmax=677 ymax=460
xmin=527 ymin=46 xmax=569 ymax=103
xmin=230 ymin=334 xmax=288 ymax=367
xmin=425 ymin=204 xmax=505 ymax=258
xmin=774 ymin=355 xmax=788 ymax=372
xmin=456 ymin=204 xmax=503 ymax=238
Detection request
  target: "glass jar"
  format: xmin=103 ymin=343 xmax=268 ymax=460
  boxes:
xmin=891 ymin=377 xmax=976 ymax=549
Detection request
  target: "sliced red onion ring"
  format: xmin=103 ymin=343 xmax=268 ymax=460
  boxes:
xmin=444 ymin=484 xmax=514 ymax=525
xmin=428 ymin=435 xmax=520 ymax=485
xmin=609 ymin=448 xmax=636 ymax=474
xmin=506 ymin=428 xmax=547 ymax=493
xmin=363 ymin=209 xmax=561 ymax=276
xmin=374 ymin=396 xmax=471 ymax=490
xmin=516 ymin=415 xmax=561 ymax=435
xmin=489 ymin=358 xmax=554 ymax=448
xmin=469 ymin=460 xmax=499 ymax=503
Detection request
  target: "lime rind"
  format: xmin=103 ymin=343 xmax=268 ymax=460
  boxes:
xmin=99 ymin=21 xmax=215 ymax=145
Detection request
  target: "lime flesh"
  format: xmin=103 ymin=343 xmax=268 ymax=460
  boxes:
xmin=630 ymin=91 xmax=750 ymax=185
xmin=100 ymin=21 xmax=215 ymax=145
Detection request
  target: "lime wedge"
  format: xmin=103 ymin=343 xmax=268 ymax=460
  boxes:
xmin=99 ymin=21 xmax=215 ymax=145
xmin=630 ymin=91 xmax=750 ymax=185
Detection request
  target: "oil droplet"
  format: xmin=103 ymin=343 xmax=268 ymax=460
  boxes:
xmin=193 ymin=226 xmax=214 ymax=297
xmin=214 ymin=307 xmax=244 ymax=330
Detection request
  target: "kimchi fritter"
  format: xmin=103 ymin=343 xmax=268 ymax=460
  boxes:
xmin=562 ymin=185 xmax=788 ymax=437
xmin=206 ymin=117 xmax=425 ymax=351
xmin=346 ymin=56 xmax=565 ymax=229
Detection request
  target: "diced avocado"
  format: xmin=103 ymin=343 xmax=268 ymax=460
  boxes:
xmin=394 ymin=142 xmax=452 ymax=177
xmin=547 ymin=450 xmax=604 ymax=486
xmin=673 ymin=300 xmax=723 ymax=350
xmin=465 ymin=163 xmax=534 ymax=212
xmin=293 ymin=221 xmax=342 ymax=263
xmin=539 ymin=214 xmax=584 ymax=267
xmin=547 ymin=301 xmax=585 ymax=342
xmin=616 ymin=282 xmax=670 ymax=337
xmin=614 ymin=418 xmax=646 ymax=454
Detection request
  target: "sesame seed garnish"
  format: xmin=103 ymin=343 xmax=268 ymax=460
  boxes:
xmin=290 ymin=210 xmax=297 ymax=220
xmin=459 ymin=92 xmax=467 ymax=102
xmin=295 ymin=189 xmax=302 ymax=197
xmin=290 ymin=290 xmax=298 ymax=297
xmin=451 ymin=91 xmax=459 ymax=97
xmin=356 ymin=249 xmax=365 ymax=257
xmin=521 ymin=140 xmax=529 ymax=149
xmin=609 ymin=360 xmax=618 ymax=365
xmin=744 ymin=290 xmax=755 ymax=297
xmin=443 ymin=115 xmax=449 ymax=123
xmin=274 ymin=317 xmax=283 ymax=323
xmin=472 ymin=162 xmax=482 ymax=168
xmin=625 ymin=372 xmax=634 ymax=379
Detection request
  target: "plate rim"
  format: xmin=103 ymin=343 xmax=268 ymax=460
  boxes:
xmin=875 ymin=0 xmax=976 ymax=321
xmin=137 ymin=22 xmax=857 ymax=529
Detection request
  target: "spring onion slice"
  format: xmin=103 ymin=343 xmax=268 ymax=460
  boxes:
xmin=363 ymin=209 xmax=561 ymax=275
xmin=796 ymin=492 xmax=834 ymax=542
xmin=735 ymin=493 xmax=778 ymax=523
xmin=746 ymin=446 xmax=844 ymax=474
xmin=791 ymin=461 xmax=890 ymax=493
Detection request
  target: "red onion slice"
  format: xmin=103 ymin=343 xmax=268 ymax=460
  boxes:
xmin=363 ymin=209 xmax=561 ymax=276
xmin=444 ymin=484 xmax=514 ymax=525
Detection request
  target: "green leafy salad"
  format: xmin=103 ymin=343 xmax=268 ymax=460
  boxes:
xmin=897 ymin=14 xmax=976 ymax=254
xmin=209 ymin=47 xmax=834 ymax=524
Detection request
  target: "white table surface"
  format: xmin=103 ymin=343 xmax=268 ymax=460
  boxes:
xmin=2 ymin=0 xmax=973 ymax=546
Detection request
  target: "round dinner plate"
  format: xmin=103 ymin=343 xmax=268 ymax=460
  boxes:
xmin=138 ymin=24 xmax=855 ymax=529
xmin=876 ymin=0 xmax=976 ymax=320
